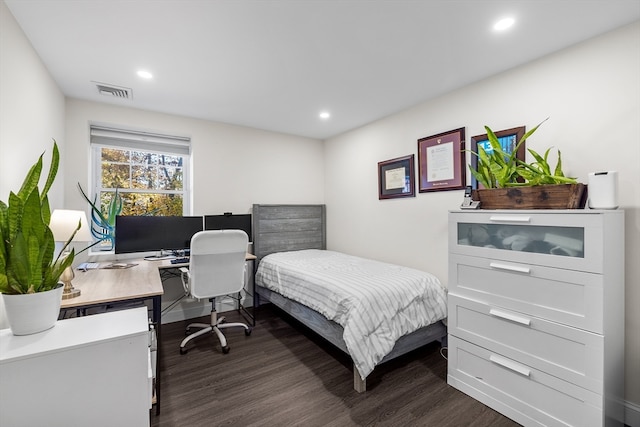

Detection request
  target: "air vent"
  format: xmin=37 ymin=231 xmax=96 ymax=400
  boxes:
xmin=94 ymin=82 xmax=132 ymax=99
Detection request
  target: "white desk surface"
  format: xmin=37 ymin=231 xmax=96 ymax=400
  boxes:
xmin=0 ymin=307 xmax=148 ymax=363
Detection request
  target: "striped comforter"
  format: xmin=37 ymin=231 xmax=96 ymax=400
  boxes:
xmin=255 ymin=249 xmax=447 ymax=380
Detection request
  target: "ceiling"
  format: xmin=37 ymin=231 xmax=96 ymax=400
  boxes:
xmin=5 ymin=0 xmax=639 ymax=140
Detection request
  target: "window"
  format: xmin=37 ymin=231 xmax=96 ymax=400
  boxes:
xmin=90 ymin=126 xmax=191 ymax=217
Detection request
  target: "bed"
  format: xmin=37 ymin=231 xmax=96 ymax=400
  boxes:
xmin=252 ymin=204 xmax=448 ymax=392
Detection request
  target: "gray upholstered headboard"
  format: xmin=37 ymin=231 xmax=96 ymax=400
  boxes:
xmin=252 ymin=204 xmax=326 ymax=264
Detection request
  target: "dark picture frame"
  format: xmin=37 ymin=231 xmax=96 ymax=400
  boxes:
xmin=417 ymin=127 xmax=466 ymax=192
xmin=378 ymin=154 xmax=415 ymax=199
xmin=470 ymin=126 xmax=525 ymax=189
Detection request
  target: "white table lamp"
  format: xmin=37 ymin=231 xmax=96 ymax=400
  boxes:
xmin=49 ymin=209 xmax=92 ymax=299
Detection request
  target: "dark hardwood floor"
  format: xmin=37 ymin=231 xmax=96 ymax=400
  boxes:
xmin=150 ymin=305 xmax=520 ymax=427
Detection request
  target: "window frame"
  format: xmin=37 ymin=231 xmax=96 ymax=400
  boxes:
xmin=89 ymin=126 xmax=192 ymax=218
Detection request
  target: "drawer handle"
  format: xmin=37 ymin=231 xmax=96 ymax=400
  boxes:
xmin=489 ymin=354 xmax=531 ymax=377
xmin=489 ymin=262 xmax=531 ymax=274
xmin=489 ymin=309 xmax=532 ymax=326
xmin=489 ymin=215 xmax=531 ymax=223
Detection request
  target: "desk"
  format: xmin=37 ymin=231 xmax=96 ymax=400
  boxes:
xmin=61 ymin=260 xmax=164 ymax=415
xmin=62 ymin=260 xmax=165 ymax=309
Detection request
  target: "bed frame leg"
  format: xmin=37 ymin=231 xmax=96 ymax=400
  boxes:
xmin=353 ymin=365 xmax=366 ymax=393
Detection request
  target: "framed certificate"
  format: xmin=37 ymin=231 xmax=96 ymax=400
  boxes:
xmin=470 ymin=126 xmax=525 ymax=189
xmin=378 ymin=154 xmax=415 ymax=199
xmin=417 ymin=127 xmax=466 ymax=192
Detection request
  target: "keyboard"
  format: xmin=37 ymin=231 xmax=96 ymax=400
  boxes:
xmin=171 ymin=257 xmax=190 ymax=264
xmin=78 ymin=262 xmax=100 ymax=271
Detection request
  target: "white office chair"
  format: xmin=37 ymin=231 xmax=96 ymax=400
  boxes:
xmin=178 ymin=230 xmax=252 ymax=355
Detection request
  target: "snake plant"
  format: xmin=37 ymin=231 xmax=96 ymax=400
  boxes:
xmin=0 ymin=141 xmax=79 ymax=294
xmin=470 ymin=118 xmax=577 ymax=189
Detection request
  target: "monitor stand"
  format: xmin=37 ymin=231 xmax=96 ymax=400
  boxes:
xmin=144 ymin=250 xmax=172 ymax=261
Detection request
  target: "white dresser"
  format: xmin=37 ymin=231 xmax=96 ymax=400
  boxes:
xmin=0 ymin=307 xmax=151 ymax=427
xmin=447 ymin=210 xmax=625 ymax=427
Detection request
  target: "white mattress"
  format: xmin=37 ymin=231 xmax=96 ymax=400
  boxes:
xmin=255 ymin=249 xmax=447 ymax=379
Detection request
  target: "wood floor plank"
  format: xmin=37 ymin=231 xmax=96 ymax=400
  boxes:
xmin=151 ymin=305 xmax=521 ymax=427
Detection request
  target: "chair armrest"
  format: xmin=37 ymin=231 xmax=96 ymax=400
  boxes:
xmin=179 ymin=267 xmax=190 ymax=294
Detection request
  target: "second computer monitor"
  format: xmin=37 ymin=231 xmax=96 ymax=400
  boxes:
xmin=204 ymin=214 xmax=252 ymax=242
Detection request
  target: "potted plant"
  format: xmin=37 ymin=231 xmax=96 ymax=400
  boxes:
xmin=469 ymin=118 xmax=586 ymax=209
xmin=0 ymin=141 xmax=82 ymax=335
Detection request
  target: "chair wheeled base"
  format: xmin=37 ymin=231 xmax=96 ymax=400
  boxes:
xmin=179 ymin=298 xmax=252 ymax=355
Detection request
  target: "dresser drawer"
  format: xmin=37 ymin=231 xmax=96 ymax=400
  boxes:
xmin=447 ymin=336 xmax=602 ymax=427
xmin=449 ymin=253 xmax=603 ymax=332
xmin=448 ymin=294 xmax=603 ymax=393
xmin=448 ymin=211 xmax=608 ymax=273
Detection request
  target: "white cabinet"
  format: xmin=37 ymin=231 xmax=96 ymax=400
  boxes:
xmin=447 ymin=210 xmax=625 ymax=427
xmin=0 ymin=307 xmax=150 ymax=427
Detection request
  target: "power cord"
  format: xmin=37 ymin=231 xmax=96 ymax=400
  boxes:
xmin=440 ymin=346 xmax=448 ymax=360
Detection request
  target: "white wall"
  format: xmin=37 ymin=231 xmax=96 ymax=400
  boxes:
xmin=0 ymin=1 xmax=66 ymax=207
xmin=63 ymin=99 xmax=324 ymax=214
xmin=0 ymin=1 xmax=66 ymax=329
xmin=324 ymin=21 xmax=640 ymax=417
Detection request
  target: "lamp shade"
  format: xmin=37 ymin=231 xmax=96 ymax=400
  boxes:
xmin=49 ymin=210 xmax=92 ymax=242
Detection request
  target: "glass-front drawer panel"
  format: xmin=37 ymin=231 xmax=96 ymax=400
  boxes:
xmin=448 ymin=211 xmax=605 ymax=273
xmin=457 ymin=222 xmax=584 ymax=257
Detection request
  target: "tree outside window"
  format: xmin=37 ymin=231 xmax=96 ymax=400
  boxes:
xmin=99 ymin=147 xmax=185 ymax=216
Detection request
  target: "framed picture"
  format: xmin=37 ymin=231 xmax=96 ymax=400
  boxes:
xmin=378 ymin=154 xmax=415 ymax=199
xmin=417 ymin=127 xmax=466 ymax=192
xmin=470 ymin=126 xmax=525 ymax=189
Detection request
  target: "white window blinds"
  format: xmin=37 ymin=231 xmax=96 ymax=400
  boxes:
xmin=90 ymin=126 xmax=190 ymax=155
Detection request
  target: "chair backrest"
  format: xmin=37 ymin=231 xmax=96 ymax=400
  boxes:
xmin=187 ymin=230 xmax=249 ymax=299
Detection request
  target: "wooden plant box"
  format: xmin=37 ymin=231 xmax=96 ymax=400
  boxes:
xmin=472 ymin=183 xmax=587 ymax=210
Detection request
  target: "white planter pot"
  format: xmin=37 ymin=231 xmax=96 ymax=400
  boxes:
xmin=1 ymin=284 xmax=64 ymax=335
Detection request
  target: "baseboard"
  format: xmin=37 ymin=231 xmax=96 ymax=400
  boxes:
xmin=626 ymin=399 xmax=640 ymax=427
xmin=161 ymin=304 xmax=209 ymax=324
xmin=160 ymin=299 xmax=251 ymax=324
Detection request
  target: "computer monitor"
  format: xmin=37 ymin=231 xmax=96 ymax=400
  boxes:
xmin=115 ymin=215 xmax=204 ymax=254
xmin=204 ymin=213 xmax=252 ymax=242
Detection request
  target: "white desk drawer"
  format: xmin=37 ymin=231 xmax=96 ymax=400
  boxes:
xmin=449 ymin=294 xmax=604 ymax=393
xmin=448 ymin=211 xmax=607 ymax=273
xmin=449 ymin=253 xmax=603 ymax=332
xmin=447 ymin=336 xmax=602 ymax=427
xmin=147 ymin=349 xmax=153 ymax=409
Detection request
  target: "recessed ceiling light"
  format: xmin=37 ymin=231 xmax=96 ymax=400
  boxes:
xmin=493 ymin=17 xmax=515 ymax=31
xmin=137 ymin=70 xmax=153 ymax=79
xmin=319 ymin=111 xmax=331 ymax=120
